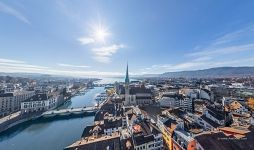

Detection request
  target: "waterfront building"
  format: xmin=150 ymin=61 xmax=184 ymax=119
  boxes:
xmin=0 ymin=90 xmax=35 ymax=117
xmin=20 ymin=93 xmax=58 ymax=113
xmin=66 ymin=99 xmax=126 ymax=150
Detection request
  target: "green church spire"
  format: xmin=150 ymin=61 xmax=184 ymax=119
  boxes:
xmin=125 ymin=63 xmax=129 ymax=84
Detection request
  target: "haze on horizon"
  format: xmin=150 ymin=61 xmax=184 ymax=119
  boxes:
xmin=1 ymin=0 xmax=254 ymax=77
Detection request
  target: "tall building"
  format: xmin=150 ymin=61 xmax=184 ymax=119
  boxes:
xmin=122 ymin=64 xmax=154 ymax=106
xmin=124 ymin=63 xmax=130 ymax=106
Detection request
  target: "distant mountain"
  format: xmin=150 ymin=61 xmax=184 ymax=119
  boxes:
xmin=0 ymin=72 xmax=49 ymax=78
xmin=160 ymin=67 xmax=254 ymax=78
xmin=138 ymin=74 xmax=160 ymax=78
xmin=0 ymin=72 xmax=90 ymax=79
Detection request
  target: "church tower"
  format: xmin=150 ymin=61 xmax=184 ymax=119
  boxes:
xmin=124 ymin=63 xmax=130 ymax=105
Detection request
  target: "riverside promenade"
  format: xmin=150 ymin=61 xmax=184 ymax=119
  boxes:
xmin=0 ymin=111 xmax=21 ymax=124
xmin=0 ymin=111 xmax=43 ymax=133
xmin=0 ymin=106 xmax=103 ymax=133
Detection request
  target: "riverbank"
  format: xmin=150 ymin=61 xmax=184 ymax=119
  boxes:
xmin=0 ymin=112 xmax=43 ymax=134
xmin=0 ymin=87 xmax=92 ymax=134
xmin=0 ymin=87 xmax=105 ymax=150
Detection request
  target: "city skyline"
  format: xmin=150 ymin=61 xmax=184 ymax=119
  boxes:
xmin=1 ymin=0 xmax=254 ymax=77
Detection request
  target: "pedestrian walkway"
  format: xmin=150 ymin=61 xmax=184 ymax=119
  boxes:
xmin=0 ymin=111 xmax=21 ymax=124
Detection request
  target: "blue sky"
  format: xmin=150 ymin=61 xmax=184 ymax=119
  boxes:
xmin=1 ymin=0 xmax=254 ymax=77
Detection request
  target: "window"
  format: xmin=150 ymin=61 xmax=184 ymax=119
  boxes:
xmin=173 ymin=146 xmax=177 ymax=150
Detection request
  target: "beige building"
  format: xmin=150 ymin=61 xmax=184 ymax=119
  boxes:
xmin=0 ymin=90 xmax=35 ymax=117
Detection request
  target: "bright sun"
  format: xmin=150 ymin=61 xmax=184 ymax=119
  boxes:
xmin=92 ymin=24 xmax=110 ymax=43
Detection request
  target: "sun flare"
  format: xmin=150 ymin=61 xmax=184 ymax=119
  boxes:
xmin=92 ymin=24 xmax=110 ymax=43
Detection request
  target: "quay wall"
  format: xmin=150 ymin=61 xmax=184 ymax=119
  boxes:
xmin=0 ymin=111 xmax=96 ymax=134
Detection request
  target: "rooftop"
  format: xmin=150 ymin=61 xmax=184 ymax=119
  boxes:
xmin=65 ymin=132 xmax=121 ymax=150
xmin=23 ymin=93 xmax=49 ymax=102
xmin=195 ymin=128 xmax=254 ymax=150
xmin=201 ymin=115 xmax=221 ymax=128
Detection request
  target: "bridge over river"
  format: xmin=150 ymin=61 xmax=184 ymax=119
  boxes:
xmin=41 ymin=106 xmax=99 ymax=118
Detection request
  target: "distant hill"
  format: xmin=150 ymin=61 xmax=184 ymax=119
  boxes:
xmin=0 ymin=72 xmax=49 ymax=78
xmin=160 ymin=67 xmax=254 ymax=78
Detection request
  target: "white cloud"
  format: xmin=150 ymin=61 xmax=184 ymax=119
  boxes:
xmin=188 ymin=24 xmax=254 ymax=58
xmin=188 ymin=43 xmax=254 ymax=57
xmin=192 ymin=56 xmax=212 ymax=62
xmin=0 ymin=62 xmax=48 ymax=69
xmin=145 ymin=26 xmax=254 ymax=74
xmin=143 ymin=56 xmax=254 ymax=74
xmin=212 ymin=24 xmax=254 ymax=46
xmin=77 ymin=37 xmax=95 ymax=45
xmin=0 ymin=1 xmax=30 ymax=24
xmin=0 ymin=58 xmax=48 ymax=72
xmin=45 ymin=69 xmax=122 ymax=77
xmin=57 ymin=63 xmax=90 ymax=68
xmin=0 ymin=65 xmax=123 ymax=77
xmin=0 ymin=58 xmax=26 ymax=64
xmin=92 ymin=44 xmax=125 ymax=63
xmin=71 ymin=11 xmax=124 ymax=63
xmin=0 ymin=58 xmax=123 ymax=77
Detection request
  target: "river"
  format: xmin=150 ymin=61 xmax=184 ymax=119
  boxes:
xmin=0 ymin=86 xmax=105 ymax=150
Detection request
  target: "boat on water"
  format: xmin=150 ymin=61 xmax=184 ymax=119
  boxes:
xmin=94 ymin=92 xmax=108 ymax=101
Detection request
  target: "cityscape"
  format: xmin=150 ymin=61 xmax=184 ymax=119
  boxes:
xmin=1 ymin=1 xmax=254 ymax=150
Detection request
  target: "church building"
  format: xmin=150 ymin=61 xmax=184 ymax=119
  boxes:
xmin=122 ymin=64 xmax=153 ymax=106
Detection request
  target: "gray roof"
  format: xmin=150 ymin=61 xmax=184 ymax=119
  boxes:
xmin=0 ymin=93 xmax=13 ymax=97
xmin=200 ymin=115 xmax=221 ymax=128
xmin=23 ymin=93 xmax=48 ymax=102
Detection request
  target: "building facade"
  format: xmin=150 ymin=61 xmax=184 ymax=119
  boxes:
xmin=0 ymin=90 xmax=35 ymax=117
xmin=21 ymin=93 xmax=58 ymax=113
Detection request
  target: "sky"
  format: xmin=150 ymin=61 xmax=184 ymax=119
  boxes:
xmin=1 ymin=0 xmax=254 ymax=77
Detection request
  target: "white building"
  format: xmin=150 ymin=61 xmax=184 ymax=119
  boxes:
xmin=194 ymin=106 xmax=226 ymax=130
xmin=179 ymin=97 xmax=193 ymax=112
xmin=180 ymin=88 xmax=211 ymax=101
xmin=21 ymin=93 xmax=58 ymax=113
xmin=159 ymin=92 xmax=194 ymax=112
xmin=103 ymin=115 xmax=123 ymax=136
